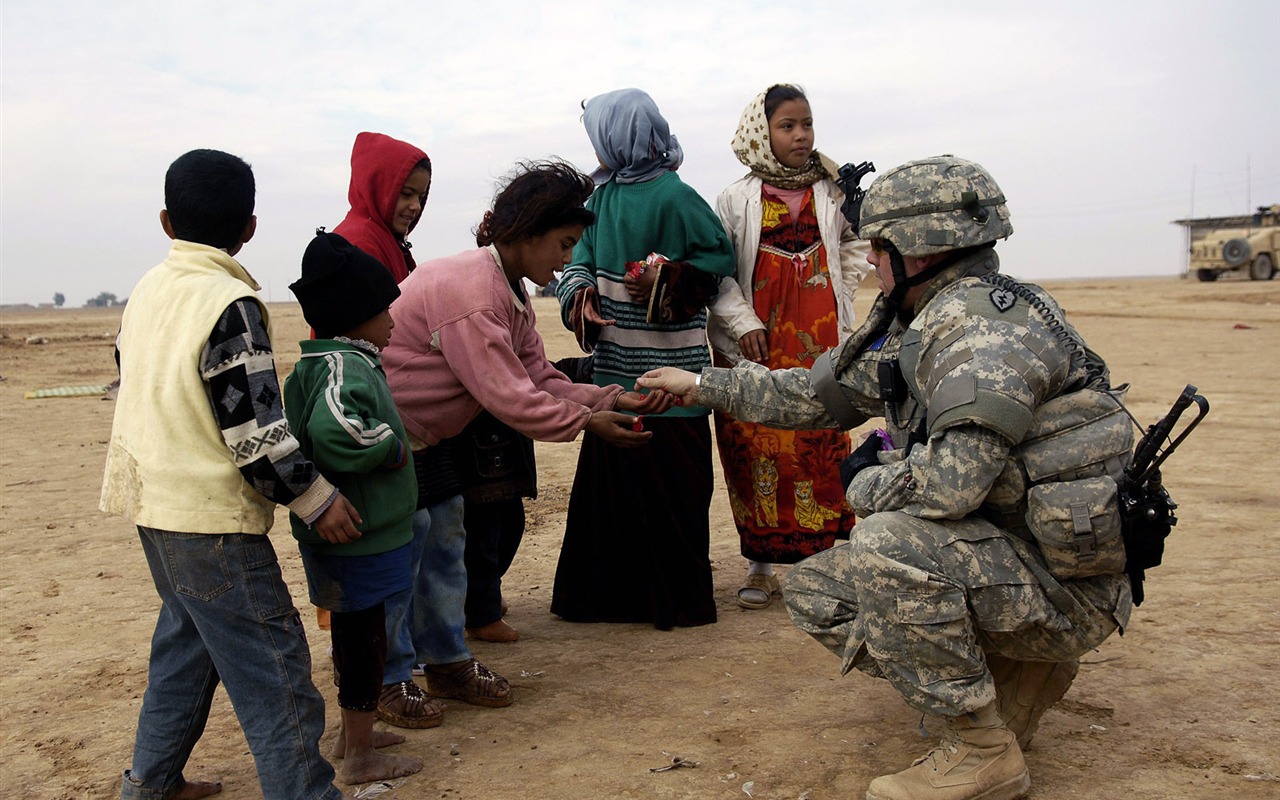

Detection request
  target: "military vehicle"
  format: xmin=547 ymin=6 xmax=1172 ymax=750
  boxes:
xmin=1175 ymin=205 xmax=1279 ymax=282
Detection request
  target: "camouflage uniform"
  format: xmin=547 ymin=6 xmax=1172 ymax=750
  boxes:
xmin=697 ymin=246 xmax=1133 ymax=717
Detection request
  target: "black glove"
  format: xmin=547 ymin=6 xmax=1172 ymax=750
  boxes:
xmin=840 ymin=434 xmax=885 ymax=489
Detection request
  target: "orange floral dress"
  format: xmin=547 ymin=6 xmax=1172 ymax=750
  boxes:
xmin=713 ymin=186 xmax=854 ymax=563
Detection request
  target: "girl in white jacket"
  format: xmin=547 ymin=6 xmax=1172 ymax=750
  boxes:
xmin=707 ymin=84 xmax=871 ymax=609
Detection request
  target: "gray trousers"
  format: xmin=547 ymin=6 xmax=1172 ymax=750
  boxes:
xmin=783 ymin=511 xmax=1131 ymax=716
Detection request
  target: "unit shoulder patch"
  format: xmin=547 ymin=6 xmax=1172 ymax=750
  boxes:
xmin=989 ymin=287 xmax=1017 ymax=312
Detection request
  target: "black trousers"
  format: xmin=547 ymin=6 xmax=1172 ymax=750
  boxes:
xmin=330 ymin=602 xmax=386 ymax=712
xmin=462 ymin=497 xmax=526 ymax=627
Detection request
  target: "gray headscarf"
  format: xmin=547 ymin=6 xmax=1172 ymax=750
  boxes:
xmin=582 ymin=88 xmax=684 ymax=186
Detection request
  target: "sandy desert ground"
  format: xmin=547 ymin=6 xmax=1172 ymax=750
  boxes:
xmin=1 ymin=275 xmax=1278 ymax=800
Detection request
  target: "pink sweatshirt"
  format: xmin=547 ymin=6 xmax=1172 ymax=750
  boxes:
xmin=384 ymin=246 xmax=622 ymax=447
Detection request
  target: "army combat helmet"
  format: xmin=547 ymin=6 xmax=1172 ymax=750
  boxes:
xmin=855 ymin=155 xmax=1013 ymax=309
xmin=859 ymin=155 xmax=1012 ymax=255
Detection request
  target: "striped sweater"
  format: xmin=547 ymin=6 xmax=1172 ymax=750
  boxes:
xmin=556 ymin=170 xmax=735 ymax=416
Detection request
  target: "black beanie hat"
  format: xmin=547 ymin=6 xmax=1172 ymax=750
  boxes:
xmin=290 ymin=230 xmax=401 ymax=338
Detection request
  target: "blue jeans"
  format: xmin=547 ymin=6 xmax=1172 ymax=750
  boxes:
xmin=383 ymin=494 xmax=469 ymax=684
xmin=122 ymin=527 xmax=341 ymax=800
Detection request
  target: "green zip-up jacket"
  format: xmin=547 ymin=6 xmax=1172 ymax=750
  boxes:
xmin=284 ymin=339 xmax=415 ymax=556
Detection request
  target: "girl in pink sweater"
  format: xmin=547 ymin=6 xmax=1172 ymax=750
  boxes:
xmin=385 ymin=161 xmax=667 ymax=446
xmin=379 ymin=161 xmax=671 ymax=709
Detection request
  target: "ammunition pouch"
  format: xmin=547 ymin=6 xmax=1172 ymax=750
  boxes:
xmin=1013 ymin=387 xmax=1134 ymax=581
xmin=1017 ymin=388 xmax=1132 ymax=485
xmin=1025 ymin=476 xmax=1127 ymax=579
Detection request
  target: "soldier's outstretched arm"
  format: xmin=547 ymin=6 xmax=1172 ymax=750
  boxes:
xmin=700 ymin=355 xmax=881 ymax=431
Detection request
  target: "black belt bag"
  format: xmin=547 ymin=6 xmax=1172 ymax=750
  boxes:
xmin=413 ymin=443 xmax=462 ymax=509
xmin=447 ymin=410 xmax=537 ymax=504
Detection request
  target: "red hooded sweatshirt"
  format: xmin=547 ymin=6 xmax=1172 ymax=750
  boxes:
xmin=333 ymin=132 xmax=430 ymax=284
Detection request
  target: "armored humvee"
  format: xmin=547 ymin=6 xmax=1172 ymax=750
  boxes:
xmin=1176 ymin=205 xmax=1279 ymax=282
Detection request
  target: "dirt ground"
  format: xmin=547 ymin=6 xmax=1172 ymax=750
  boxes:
xmin=1 ymin=276 xmax=1277 ymax=800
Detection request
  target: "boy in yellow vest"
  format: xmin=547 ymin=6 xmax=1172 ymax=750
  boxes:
xmin=101 ymin=149 xmax=362 ymax=800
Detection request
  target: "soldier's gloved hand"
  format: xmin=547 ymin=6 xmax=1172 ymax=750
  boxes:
xmin=840 ymin=434 xmax=885 ymax=489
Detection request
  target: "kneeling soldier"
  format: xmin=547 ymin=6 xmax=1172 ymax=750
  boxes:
xmin=639 ymin=155 xmax=1135 ymax=800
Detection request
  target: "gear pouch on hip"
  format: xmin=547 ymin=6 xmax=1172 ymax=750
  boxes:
xmin=1025 ymin=476 xmax=1126 ymax=580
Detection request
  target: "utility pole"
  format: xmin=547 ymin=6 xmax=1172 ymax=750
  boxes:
xmin=1246 ymin=154 xmax=1251 ymax=213
xmin=1183 ymin=165 xmax=1196 ymax=279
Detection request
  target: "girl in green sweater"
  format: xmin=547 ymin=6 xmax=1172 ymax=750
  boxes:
xmin=552 ymin=88 xmax=736 ymax=629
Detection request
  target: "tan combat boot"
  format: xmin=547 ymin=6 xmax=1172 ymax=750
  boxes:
xmin=865 ymin=703 xmax=1030 ymax=800
xmin=987 ymin=655 xmax=1079 ymax=749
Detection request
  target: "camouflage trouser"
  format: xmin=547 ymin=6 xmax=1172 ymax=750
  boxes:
xmin=784 ymin=510 xmax=1131 ymax=717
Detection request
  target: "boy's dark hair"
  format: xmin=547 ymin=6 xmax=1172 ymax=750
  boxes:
xmin=164 ymin=149 xmax=256 ymax=249
xmin=764 ymin=84 xmax=808 ymax=121
xmin=475 ymin=160 xmax=596 ymax=246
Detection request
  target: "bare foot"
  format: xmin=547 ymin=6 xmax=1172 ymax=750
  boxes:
xmin=331 ymin=727 xmax=407 ymax=759
xmin=338 ymin=750 xmax=423 ymax=785
xmin=171 ymin=780 xmax=222 ymax=799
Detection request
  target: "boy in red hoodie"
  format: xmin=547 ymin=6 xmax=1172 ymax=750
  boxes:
xmin=334 ymin=131 xmax=431 ymax=283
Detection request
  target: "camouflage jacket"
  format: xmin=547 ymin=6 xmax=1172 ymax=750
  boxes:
xmin=698 ymin=249 xmax=1120 ymax=522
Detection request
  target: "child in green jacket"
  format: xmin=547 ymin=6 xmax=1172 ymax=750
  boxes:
xmin=286 ymin=230 xmax=422 ymax=787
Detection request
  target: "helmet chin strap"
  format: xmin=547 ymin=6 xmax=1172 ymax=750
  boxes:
xmin=883 ymin=242 xmax=991 ymax=313
xmin=884 ymin=247 xmax=912 ymax=311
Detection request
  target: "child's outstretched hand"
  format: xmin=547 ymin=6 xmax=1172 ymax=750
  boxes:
xmin=635 ymin=368 xmax=698 ymax=405
xmin=586 ymin=410 xmax=653 ymax=448
xmin=314 ymin=493 xmax=363 ymax=544
xmin=615 ymin=389 xmax=677 ymax=415
xmin=567 ymin=287 xmax=613 ymax=354
xmin=568 ymin=286 xmax=615 ymax=327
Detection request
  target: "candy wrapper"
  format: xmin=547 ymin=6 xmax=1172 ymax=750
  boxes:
xmin=623 ymin=253 xmax=670 ymax=323
xmin=625 ymin=252 xmax=670 ymax=280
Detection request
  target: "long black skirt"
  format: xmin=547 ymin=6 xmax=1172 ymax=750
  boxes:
xmin=551 ymin=415 xmax=717 ymax=630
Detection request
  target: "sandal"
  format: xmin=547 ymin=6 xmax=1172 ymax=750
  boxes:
xmin=376 ymin=680 xmax=445 ymax=729
xmin=737 ymin=573 xmax=781 ymax=610
xmin=424 ymin=659 xmax=512 ymax=708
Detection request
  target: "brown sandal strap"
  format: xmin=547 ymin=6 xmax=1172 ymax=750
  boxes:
xmin=376 ymin=680 xmax=445 ymax=729
xmin=424 ymin=659 xmax=512 ymax=707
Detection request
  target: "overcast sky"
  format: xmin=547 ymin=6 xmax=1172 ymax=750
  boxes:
xmin=3 ymin=0 xmax=1277 ymax=306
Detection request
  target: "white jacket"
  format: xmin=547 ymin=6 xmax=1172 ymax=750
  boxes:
xmin=707 ymin=175 xmax=871 ymax=363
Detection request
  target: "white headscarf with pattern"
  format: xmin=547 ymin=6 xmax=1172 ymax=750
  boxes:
xmin=731 ymin=84 xmax=840 ymax=190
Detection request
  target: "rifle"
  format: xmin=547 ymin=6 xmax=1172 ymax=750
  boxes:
xmin=835 ymin=161 xmax=877 ymax=230
xmin=1120 ymin=384 xmax=1210 ymax=605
